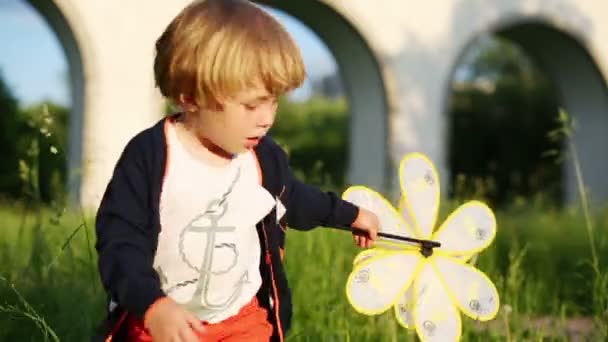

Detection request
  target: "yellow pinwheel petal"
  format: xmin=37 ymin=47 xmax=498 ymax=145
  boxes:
xmin=399 ymin=153 xmax=440 ymax=239
xmin=346 ymin=251 xmax=421 ymax=315
xmin=352 ymin=247 xmax=416 ymax=268
xmin=432 ymin=201 xmax=496 ymax=256
xmin=434 ymin=255 xmax=500 ymax=321
xmin=394 ymin=283 xmax=416 ymax=329
xmin=436 ymin=251 xmax=477 ymax=264
xmin=353 ymin=248 xmax=383 ymax=266
xmin=413 ymin=259 xmax=462 ymax=342
xmin=398 ymin=196 xmax=417 ymax=232
xmin=343 ymin=186 xmax=417 ymax=240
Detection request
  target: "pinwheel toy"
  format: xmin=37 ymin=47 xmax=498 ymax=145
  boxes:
xmin=335 ymin=153 xmax=499 ymax=341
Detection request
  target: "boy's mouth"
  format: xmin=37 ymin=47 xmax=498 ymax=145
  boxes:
xmin=245 ymin=136 xmax=261 ymax=148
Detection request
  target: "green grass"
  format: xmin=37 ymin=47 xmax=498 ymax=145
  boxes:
xmin=0 ymin=199 xmax=606 ymax=341
xmin=0 ymin=203 xmax=103 ymax=341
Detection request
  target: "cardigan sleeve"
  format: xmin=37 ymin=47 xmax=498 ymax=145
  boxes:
xmin=269 ymin=139 xmax=359 ymax=231
xmin=285 ymin=173 xmax=360 ymax=231
xmin=95 ymin=135 xmax=166 ymax=320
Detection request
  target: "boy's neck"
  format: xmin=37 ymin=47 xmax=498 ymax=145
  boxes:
xmin=173 ymin=113 xmax=235 ymax=167
xmin=199 ymin=138 xmax=235 ymax=160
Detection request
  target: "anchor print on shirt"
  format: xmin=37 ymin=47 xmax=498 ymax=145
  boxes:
xmin=161 ymin=175 xmax=252 ymax=318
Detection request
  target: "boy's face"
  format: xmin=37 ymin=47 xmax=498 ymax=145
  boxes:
xmin=197 ymin=83 xmax=278 ymax=155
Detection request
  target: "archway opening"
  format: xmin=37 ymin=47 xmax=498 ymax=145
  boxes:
xmin=0 ymin=0 xmax=84 ymax=205
xmin=498 ymin=21 xmax=608 ymax=206
xmin=446 ymin=21 xmax=608 ymax=208
xmin=256 ymin=1 xmax=390 ymax=193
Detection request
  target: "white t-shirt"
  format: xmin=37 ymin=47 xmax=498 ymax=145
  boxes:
xmin=154 ymin=122 xmax=276 ymax=323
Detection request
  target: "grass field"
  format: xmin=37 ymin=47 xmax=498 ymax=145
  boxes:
xmin=0 ymin=197 xmax=606 ymax=341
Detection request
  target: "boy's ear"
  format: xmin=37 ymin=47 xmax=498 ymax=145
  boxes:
xmin=178 ymin=93 xmax=199 ymax=112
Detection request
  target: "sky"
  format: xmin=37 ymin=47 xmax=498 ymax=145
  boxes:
xmin=0 ymin=0 xmax=337 ymax=107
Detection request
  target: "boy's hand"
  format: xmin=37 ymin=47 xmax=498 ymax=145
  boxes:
xmin=351 ymin=207 xmax=380 ymax=248
xmin=145 ymin=297 xmax=205 ymax=342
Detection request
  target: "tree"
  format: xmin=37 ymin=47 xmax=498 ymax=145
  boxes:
xmin=0 ymin=69 xmax=70 ymax=202
xmin=0 ymin=69 xmax=22 ymax=198
xmin=18 ymin=102 xmax=69 ymax=203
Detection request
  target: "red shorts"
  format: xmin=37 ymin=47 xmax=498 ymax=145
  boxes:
xmin=126 ymin=296 xmax=273 ymax=341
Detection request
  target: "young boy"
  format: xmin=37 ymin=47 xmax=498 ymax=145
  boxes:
xmin=94 ymin=0 xmax=379 ymax=341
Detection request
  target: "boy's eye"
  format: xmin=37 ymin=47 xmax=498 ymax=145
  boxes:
xmin=243 ymin=97 xmax=276 ymax=110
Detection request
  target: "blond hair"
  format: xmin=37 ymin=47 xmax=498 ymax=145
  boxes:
xmin=154 ymin=0 xmax=306 ymax=107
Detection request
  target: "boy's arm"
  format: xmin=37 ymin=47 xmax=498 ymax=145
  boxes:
xmin=272 ymin=141 xmax=359 ymax=230
xmin=284 ymin=172 xmax=359 ymax=231
xmin=95 ymin=138 xmax=166 ymax=321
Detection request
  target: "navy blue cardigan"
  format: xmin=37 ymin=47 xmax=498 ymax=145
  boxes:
xmin=93 ymin=115 xmax=359 ymax=341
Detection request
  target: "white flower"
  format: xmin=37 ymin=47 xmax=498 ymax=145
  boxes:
xmin=343 ymin=153 xmax=500 ymax=342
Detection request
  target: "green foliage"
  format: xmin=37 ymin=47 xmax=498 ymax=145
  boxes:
xmin=0 ymin=35 xmax=569 ymax=208
xmin=0 ymin=70 xmax=22 ymax=197
xmin=0 ymin=70 xmax=68 ymax=204
xmin=448 ymin=36 xmax=564 ymax=207
xmin=271 ymin=96 xmax=349 ymax=190
xmin=18 ymin=102 xmax=69 ymax=204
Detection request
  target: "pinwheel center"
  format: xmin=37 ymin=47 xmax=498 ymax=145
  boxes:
xmin=420 ymin=242 xmax=435 ymax=258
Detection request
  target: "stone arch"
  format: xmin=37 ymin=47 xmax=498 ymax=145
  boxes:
xmin=255 ymin=0 xmax=392 ymax=193
xmin=25 ymin=0 xmax=86 ymax=203
xmin=443 ymin=16 xmax=608 ymax=204
xmin=498 ymin=20 xmax=608 ymax=205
